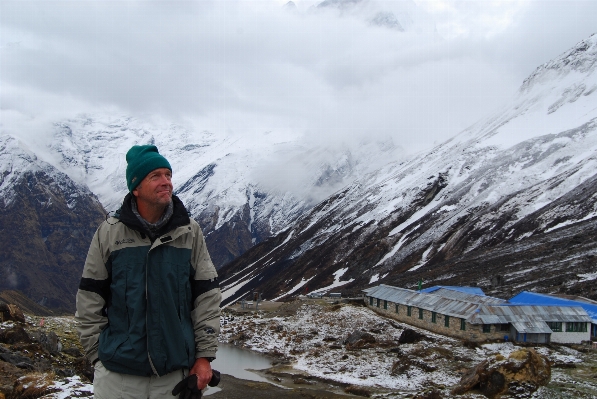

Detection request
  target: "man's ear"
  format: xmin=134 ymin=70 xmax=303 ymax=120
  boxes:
xmin=132 ymin=188 xmax=139 ymax=197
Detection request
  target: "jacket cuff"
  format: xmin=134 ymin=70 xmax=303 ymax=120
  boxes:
xmin=195 ymin=351 xmax=217 ymax=360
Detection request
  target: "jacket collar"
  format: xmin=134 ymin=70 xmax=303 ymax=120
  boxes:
xmin=116 ymin=193 xmax=191 ymax=238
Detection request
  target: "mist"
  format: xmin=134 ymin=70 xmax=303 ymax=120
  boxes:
xmin=1 ymin=0 xmax=596 ymax=157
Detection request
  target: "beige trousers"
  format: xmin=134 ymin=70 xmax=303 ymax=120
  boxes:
xmin=94 ymin=361 xmax=186 ymax=399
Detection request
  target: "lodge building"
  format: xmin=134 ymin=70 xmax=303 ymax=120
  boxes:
xmin=364 ymin=284 xmax=593 ymax=344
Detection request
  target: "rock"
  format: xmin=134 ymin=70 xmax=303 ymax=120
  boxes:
xmin=391 ymin=358 xmax=412 ymax=375
xmin=398 ymin=328 xmax=424 ymax=344
xmin=293 ymin=377 xmax=314 ymax=385
xmin=0 ymin=351 xmax=34 ymax=370
xmin=344 ymin=385 xmax=371 ymax=397
xmin=451 ymin=348 xmax=551 ymax=398
xmin=0 ymin=304 xmax=25 ymax=323
xmin=73 ymin=356 xmax=94 ymax=382
xmin=63 ymin=347 xmax=83 ymax=358
xmin=391 ymin=357 xmax=436 ymax=375
xmin=344 ymin=330 xmax=376 ymax=349
xmin=29 ymin=331 xmax=61 ymax=354
xmin=413 ymin=389 xmax=443 ymax=399
xmin=389 ymin=347 xmax=403 ymax=355
xmin=9 ymin=372 xmax=59 ymax=398
xmin=0 ymin=326 xmax=31 ymax=345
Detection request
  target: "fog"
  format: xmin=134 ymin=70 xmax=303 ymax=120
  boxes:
xmin=1 ymin=0 xmax=596 ymax=155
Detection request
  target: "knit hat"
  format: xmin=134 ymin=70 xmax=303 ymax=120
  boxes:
xmin=125 ymin=145 xmax=172 ymax=192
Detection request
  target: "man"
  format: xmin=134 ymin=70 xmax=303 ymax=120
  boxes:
xmin=75 ymin=145 xmax=221 ymax=398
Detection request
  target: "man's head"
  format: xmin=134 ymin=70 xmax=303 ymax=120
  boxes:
xmin=126 ymin=145 xmax=173 ymax=217
xmin=126 ymin=145 xmax=172 ymax=192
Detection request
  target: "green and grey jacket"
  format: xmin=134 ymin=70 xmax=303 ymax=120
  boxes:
xmin=75 ymin=194 xmax=221 ymax=377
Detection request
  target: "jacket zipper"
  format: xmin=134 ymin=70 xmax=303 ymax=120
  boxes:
xmin=145 ymin=226 xmax=187 ymax=377
xmin=146 ymin=239 xmax=160 ymax=377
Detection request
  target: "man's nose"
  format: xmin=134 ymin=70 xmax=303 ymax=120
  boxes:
xmin=157 ymin=175 xmax=172 ymax=186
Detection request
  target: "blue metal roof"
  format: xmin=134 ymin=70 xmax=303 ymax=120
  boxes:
xmin=509 ymin=291 xmax=597 ymax=323
xmin=421 ymin=286 xmax=487 ymax=296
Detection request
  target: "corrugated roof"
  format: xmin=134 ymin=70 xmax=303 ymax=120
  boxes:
xmin=421 ymin=286 xmax=487 ymax=296
xmin=429 ymin=288 xmax=505 ymax=306
xmin=509 ymin=291 xmax=597 ymax=323
xmin=470 ymin=305 xmax=592 ymax=325
xmin=511 ymin=321 xmax=552 ymax=334
xmin=364 ymin=285 xmax=483 ymax=319
xmin=365 ymin=285 xmax=592 ymax=330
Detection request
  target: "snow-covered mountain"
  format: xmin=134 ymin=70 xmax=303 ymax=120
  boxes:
xmin=218 ymin=33 xmax=597 ymax=305
xmin=0 ymin=135 xmax=105 ymax=311
xmin=41 ymin=116 xmax=402 ymax=267
xmin=313 ymin=0 xmax=435 ymax=34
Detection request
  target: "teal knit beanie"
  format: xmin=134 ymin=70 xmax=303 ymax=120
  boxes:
xmin=125 ymin=145 xmax=172 ymax=192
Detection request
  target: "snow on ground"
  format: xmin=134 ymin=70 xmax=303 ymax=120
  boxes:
xmin=40 ymin=376 xmax=93 ymax=399
xmin=220 ymin=301 xmax=596 ymax=396
xmin=221 ymin=302 xmax=474 ymax=391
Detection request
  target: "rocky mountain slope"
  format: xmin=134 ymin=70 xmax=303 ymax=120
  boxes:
xmin=218 ymin=33 xmax=597 ymax=305
xmin=0 ymin=136 xmax=105 ymax=312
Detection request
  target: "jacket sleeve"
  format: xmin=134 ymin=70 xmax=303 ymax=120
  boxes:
xmin=190 ymin=222 xmax=221 ymax=359
xmin=75 ymin=225 xmax=111 ymax=364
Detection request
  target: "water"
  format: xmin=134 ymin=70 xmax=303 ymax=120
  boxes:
xmin=204 ymin=343 xmax=273 ymax=395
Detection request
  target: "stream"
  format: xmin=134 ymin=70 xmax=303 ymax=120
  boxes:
xmin=204 ymin=343 xmax=273 ymax=395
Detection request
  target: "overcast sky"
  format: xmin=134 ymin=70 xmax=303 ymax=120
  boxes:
xmin=1 ymin=0 xmax=596 ymax=154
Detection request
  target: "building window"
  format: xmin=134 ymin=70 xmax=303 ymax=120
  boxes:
xmin=431 ymin=312 xmax=437 ymax=323
xmin=407 ymin=306 xmax=412 ymax=316
xmin=376 ymin=298 xmax=380 ymax=308
xmin=566 ymin=322 xmax=587 ymax=333
xmin=499 ymin=324 xmax=510 ymax=332
xmin=395 ymin=304 xmax=399 ymax=314
xmin=369 ymin=296 xmax=373 ymax=306
xmin=419 ymin=308 xmax=424 ymax=319
xmin=483 ymin=324 xmax=491 ymax=333
xmin=445 ymin=315 xmax=450 ymax=327
xmin=384 ymin=300 xmax=388 ymax=310
xmin=460 ymin=319 xmax=466 ymax=331
xmin=547 ymin=322 xmax=562 ymax=332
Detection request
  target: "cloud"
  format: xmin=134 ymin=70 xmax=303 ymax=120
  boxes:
xmin=1 ymin=0 xmax=596 ymax=155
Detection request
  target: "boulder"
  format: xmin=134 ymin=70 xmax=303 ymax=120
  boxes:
xmin=0 ymin=304 xmax=25 ymax=324
xmin=451 ymin=348 xmax=551 ymax=398
xmin=398 ymin=328 xmax=424 ymax=344
xmin=0 ymin=326 xmax=31 ymax=345
xmin=29 ymin=331 xmax=60 ymax=354
xmin=344 ymin=330 xmax=376 ymax=349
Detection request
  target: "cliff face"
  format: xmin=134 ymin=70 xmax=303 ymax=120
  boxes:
xmin=0 ymin=136 xmax=105 ymax=312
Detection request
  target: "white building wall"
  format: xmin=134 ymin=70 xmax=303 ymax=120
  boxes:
xmin=550 ymin=330 xmax=591 ymax=344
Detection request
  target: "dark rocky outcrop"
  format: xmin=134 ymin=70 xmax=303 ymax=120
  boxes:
xmin=0 ymin=158 xmax=105 ymax=313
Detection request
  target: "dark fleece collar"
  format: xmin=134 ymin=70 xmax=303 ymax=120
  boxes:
xmin=117 ymin=193 xmax=191 ymax=240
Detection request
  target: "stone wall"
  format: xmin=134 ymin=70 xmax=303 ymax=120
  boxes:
xmin=365 ymin=297 xmax=505 ymax=342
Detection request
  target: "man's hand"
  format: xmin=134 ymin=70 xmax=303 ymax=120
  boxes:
xmin=189 ymin=357 xmax=212 ymax=390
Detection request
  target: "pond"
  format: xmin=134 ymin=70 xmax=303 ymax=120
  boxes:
xmin=204 ymin=343 xmax=273 ymax=395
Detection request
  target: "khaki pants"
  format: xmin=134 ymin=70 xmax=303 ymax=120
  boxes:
xmin=94 ymin=361 xmax=186 ymax=399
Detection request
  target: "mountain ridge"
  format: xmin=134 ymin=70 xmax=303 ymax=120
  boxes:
xmin=217 ymin=33 xmax=597 ymax=305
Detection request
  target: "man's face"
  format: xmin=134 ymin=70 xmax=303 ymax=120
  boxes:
xmin=132 ymin=168 xmax=173 ymax=208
